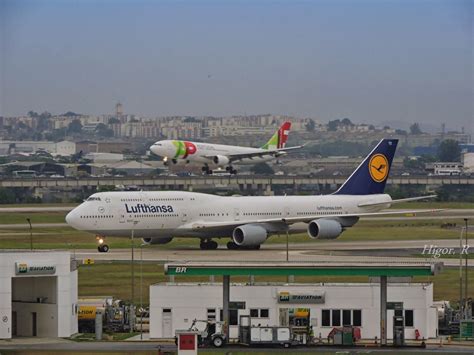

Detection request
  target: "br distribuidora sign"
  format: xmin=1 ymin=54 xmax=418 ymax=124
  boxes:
xmin=15 ymin=262 xmax=56 ymax=275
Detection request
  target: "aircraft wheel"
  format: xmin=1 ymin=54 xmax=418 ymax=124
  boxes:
xmin=226 ymin=241 xmax=239 ymax=250
xmin=98 ymin=245 xmax=109 ymax=253
xmin=209 ymin=241 xmax=218 ymax=250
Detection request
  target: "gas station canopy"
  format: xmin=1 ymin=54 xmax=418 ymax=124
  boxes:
xmin=164 ymin=261 xmax=443 ymax=277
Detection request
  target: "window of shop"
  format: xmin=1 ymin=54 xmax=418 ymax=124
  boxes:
xmin=322 ymin=310 xmax=330 ymax=326
xmin=353 ymin=310 xmax=362 ymax=326
xmin=250 ymin=308 xmax=269 ymax=318
xmin=404 ymin=310 xmax=414 ymax=327
xmin=322 ymin=309 xmax=362 ymax=327
xmin=342 ymin=309 xmax=351 ymax=326
xmin=332 ymin=310 xmax=341 ymax=326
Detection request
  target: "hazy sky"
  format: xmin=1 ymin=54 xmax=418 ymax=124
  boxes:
xmin=1 ymin=0 xmax=472 ymax=132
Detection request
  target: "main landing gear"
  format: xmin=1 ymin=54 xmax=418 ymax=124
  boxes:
xmin=200 ymin=239 xmax=218 ymax=250
xmin=202 ymin=165 xmax=237 ymax=175
xmin=96 ymin=236 xmax=109 ymax=253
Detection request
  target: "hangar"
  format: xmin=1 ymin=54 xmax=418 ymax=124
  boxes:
xmin=0 ymin=251 xmax=78 ymax=339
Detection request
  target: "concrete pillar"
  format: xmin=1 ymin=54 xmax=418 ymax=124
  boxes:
xmin=265 ymin=184 xmax=273 ymax=196
xmin=380 ymin=275 xmax=387 ymax=346
xmin=223 ymin=275 xmax=230 ymax=339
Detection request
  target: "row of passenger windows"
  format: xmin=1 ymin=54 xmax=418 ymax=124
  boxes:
xmin=243 ymin=212 xmax=281 ymax=216
xmin=120 ymin=199 xmax=142 ymax=202
xmin=297 ymin=211 xmax=344 ymax=216
xmin=149 ymin=198 xmax=184 ymax=201
xmin=199 ymin=213 xmax=229 ymax=217
xmin=80 ymin=215 xmax=113 ymax=219
xmin=131 ymin=214 xmax=179 ymax=218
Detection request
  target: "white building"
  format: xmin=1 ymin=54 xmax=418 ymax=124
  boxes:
xmin=150 ymin=283 xmax=437 ymax=341
xmin=0 ymin=251 xmax=78 ymax=339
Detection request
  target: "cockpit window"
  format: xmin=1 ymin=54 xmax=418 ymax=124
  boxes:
xmin=86 ymin=197 xmax=101 ymax=201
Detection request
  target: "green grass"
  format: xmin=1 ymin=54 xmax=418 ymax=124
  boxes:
xmin=0 ymin=211 xmax=67 ymax=224
xmin=78 ymin=263 xmax=474 ymax=304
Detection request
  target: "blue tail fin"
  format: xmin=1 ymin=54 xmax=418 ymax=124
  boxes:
xmin=334 ymin=139 xmax=398 ymax=195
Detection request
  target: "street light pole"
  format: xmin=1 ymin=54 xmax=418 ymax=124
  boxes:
xmin=464 ymin=218 xmax=468 ymax=320
xmin=130 ymin=220 xmax=138 ymax=333
xmin=459 ymin=226 xmax=464 ymax=319
xmin=140 ymin=243 xmax=144 ymax=340
xmin=26 ymin=218 xmax=32 ymax=250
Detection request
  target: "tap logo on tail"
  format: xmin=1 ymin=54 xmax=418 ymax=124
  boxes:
xmin=369 ymin=154 xmax=389 ymax=182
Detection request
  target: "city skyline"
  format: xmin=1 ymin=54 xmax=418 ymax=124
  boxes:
xmin=1 ymin=0 xmax=472 ymax=133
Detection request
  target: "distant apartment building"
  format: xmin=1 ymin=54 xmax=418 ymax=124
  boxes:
xmin=76 ymin=140 xmax=131 ymax=154
xmin=0 ymin=140 xmax=76 ymax=156
xmin=404 ymin=133 xmax=471 ymax=147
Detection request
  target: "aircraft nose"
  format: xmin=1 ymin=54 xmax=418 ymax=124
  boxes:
xmin=150 ymin=143 xmax=162 ymax=156
xmin=65 ymin=209 xmax=77 ymax=227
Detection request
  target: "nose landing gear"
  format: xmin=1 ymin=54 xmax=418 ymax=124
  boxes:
xmin=96 ymin=236 xmax=109 ymax=253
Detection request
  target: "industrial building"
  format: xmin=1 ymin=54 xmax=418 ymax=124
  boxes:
xmin=0 ymin=251 xmax=78 ymax=339
xmin=150 ymin=282 xmax=438 ymax=341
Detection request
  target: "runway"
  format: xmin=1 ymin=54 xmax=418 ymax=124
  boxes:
xmin=72 ymin=239 xmax=473 ymax=267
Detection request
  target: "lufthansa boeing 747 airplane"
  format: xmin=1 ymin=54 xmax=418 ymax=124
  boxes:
xmin=66 ymin=139 xmax=437 ymax=252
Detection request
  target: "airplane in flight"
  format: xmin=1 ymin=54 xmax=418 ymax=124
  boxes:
xmin=149 ymin=121 xmax=303 ymax=174
xmin=65 ymin=138 xmax=438 ymax=252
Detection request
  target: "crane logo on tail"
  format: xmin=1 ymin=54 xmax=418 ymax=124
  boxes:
xmin=369 ymin=154 xmax=389 ymax=182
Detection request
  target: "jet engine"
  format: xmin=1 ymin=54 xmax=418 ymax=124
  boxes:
xmin=232 ymin=224 xmax=267 ymax=246
xmin=213 ymin=155 xmax=230 ymax=166
xmin=142 ymin=237 xmax=173 ymax=245
xmin=307 ymin=219 xmax=343 ymax=239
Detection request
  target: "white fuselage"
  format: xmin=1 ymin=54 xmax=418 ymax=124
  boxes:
xmin=65 ymin=191 xmax=392 ymax=240
xmin=150 ymin=140 xmax=275 ymax=166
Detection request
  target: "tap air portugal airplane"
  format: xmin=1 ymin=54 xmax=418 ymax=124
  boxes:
xmin=149 ymin=121 xmax=303 ymax=174
xmin=66 ymin=138 xmax=438 ymax=252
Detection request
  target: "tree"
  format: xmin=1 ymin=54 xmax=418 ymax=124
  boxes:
xmin=305 ymin=119 xmax=316 ymax=132
xmin=341 ymin=118 xmax=353 ymax=126
xmin=108 ymin=117 xmax=120 ymax=124
xmin=67 ymin=119 xmax=82 ymax=134
xmin=409 ymin=123 xmax=423 ymax=135
xmin=437 ymin=139 xmax=460 ymax=162
xmin=95 ymin=123 xmax=114 ymax=137
xmin=395 ymin=129 xmax=407 ymax=135
xmin=327 ymin=119 xmax=340 ymax=131
xmin=0 ymin=188 xmax=16 ymax=204
xmin=250 ymin=162 xmax=274 ymax=175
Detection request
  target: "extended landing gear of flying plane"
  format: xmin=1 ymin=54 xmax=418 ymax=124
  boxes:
xmin=226 ymin=241 xmax=260 ymax=250
xmin=225 ymin=166 xmax=237 ymax=175
xmin=200 ymin=239 xmax=219 ymax=250
xmin=96 ymin=236 xmax=109 ymax=253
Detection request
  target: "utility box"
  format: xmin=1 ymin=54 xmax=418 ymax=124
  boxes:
xmin=393 ymin=315 xmax=405 ymax=347
xmin=176 ymin=330 xmax=199 ymax=355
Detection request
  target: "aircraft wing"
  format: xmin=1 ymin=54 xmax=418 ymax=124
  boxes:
xmin=357 ymin=195 xmax=437 ymax=207
xmin=204 ymin=145 xmax=305 ymax=163
xmin=185 ymin=208 xmax=444 ymax=231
